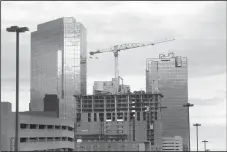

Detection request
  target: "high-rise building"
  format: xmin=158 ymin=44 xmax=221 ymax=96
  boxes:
xmin=146 ymin=52 xmax=189 ymax=151
xmin=30 ymin=17 xmax=87 ymax=119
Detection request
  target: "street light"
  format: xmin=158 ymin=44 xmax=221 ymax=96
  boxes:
xmin=183 ymin=103 xmax=194 ymax=151
xmin=202 ymin=140 xmax=208 ymax=151
xmin=6 ymin=26 xmax=29 ymax=151
xmin=0 ymin=26 xmax=1 ymax=152
xmin=193 ymin=123 xmax=201 ymax=152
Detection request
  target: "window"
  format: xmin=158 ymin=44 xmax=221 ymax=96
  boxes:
xmin=117 ymin=112 xmax=123 ymax=120
xmin=39 ymin=125 xmax=45 ymax=129
xmin=106 ymin=113 xmax=111 ymax=120
xmin=39 ymin=137 xmax=45 ymax=142
xmin=77 ymin=113 xmax=81 ymax=122
xmin=155 ymin=95 xmax=158 ymax=101
xmin=47 ymin=137 xmax=53 ymax=142
xmin=112 ymin=113 xmax=115 ymax=121
xmin=55 ymin=137 xmax=61 ymax=141
xmin=124 ymin=112 xmax=127 ymax=121
xmin=68 ymin=126 xmax=73 ymax=131
xmin=143 ymin=112 xmax=146 ymax=121
xmin=20 ymin=138 xmax=27 ymax=143
xmin=47 ymin=125 xmax=53 ymax=129
xmin=94 ymin=113 xmax=97 ymax=122
xmin=30 ymin=124 xmax=37 ymax=129
xmin=62 ymin=126 xmax=67 ymax=130
xmin=88 ymin=113 xmax=91 ymax=122
xmin=130 ymin=112 xmax=134 ymax=120
xmin=137 ymin=112 xmax=140 ymax=121
xmin=20 ymin=124 xmax=28 ymax=129
xmin=29 ymin=137 xmax=37 ymax=142
xmin=68 ymin=137 xmax=73 ymax=142
xmin=55 ymin=125 xmax=61 ymax=130
xmin=99 ymin=113 xmax=104 ymax=122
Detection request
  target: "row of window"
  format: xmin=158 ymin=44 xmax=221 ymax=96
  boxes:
xmin=20 ymin=124 xmax=74 ymax=131
xmin=33 ymin=148 xmax=73 ymax=151
xmin=20 ymin=137 xmax=74 ymax=143
xmin=162 ymin=145 xmax=181 ymax=147
xmin=77 ymin=144 xmax=128 ymax=149
xmin=77 ymin=111 xmax=158 ymax=122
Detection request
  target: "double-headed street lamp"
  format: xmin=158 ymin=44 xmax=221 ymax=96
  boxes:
xmin=193 ymin=123 xmax=201 ymax=152
xmin=6 ymin=26 xmax=29 ymax=151
xmin=202 ymin=140 xmax=208 ymax=151
xmin=183 ymin=103 xmax=194 ymax=151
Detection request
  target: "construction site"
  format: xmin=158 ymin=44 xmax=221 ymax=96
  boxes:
xmin=74 ymin=37 xmax=175 ymax=151
xmin=74 ymin=93 xmax=163 ymax=151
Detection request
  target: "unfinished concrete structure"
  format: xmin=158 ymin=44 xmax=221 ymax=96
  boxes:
xmin=74 ymin=93 xmax=163 ymax=151
xmin=93 ymin=78 xmax=130 ymax=95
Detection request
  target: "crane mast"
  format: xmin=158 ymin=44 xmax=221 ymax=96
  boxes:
xmin=90 ymin=38 xmax=175 ymax=94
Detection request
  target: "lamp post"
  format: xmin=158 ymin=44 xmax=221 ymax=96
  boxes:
xmin=6 ymin=26 xmax=29 ymax=151
xmin=0 ymin=24 xmax=1 ymax=152
xmin=193 ymin=123 xmax=201 ymax=152
xmin=183 ymin=103 xmax=194 ymax=151
xmin=202 ymin=140 xmax=208 ymax=151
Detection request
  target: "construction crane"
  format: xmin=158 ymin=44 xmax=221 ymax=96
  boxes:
xmin=90 ymin=38 xmax=175 ymax=80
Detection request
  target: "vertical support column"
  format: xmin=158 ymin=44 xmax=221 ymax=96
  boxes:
xmin=104 ymin=96 xmax=106 ymax=135
xmin=127 ymin=95 xmax=132 ymax=141
xmin=114 ymin=95 xmax=117 ymax=121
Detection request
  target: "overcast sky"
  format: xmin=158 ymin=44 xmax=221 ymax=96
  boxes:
xmin=1 ymin=1 xmax=226 ymax=151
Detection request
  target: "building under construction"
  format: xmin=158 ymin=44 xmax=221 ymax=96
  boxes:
xmin=74 ymin=93 xmax=164 ymax=151
xmin=93 ymin=78 xmax=130 ymax=95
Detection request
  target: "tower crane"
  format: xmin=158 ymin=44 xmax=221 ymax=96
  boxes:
xmin=90 ymin=38 xmax=175 ymax=80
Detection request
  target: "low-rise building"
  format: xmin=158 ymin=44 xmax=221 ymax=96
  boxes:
xmin=162 ymin=136 xmax=183 ymax=151
xmin=1 ymin=102 xmax=74 ymax=151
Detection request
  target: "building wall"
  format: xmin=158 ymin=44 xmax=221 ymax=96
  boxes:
xmin=30 ymin=17 xmax=87 ymax=119
xmin=146 ymin=52 xmax=189 ymax=150
xmin=1 ymin=102 xmax=74 ymax=151
xmin=162 ymin=136 xmax=183 ymax=151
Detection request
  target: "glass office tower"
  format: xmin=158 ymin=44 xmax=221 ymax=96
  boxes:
xmin=146 ymin=52 xmax=189 ymax=151
xmin=30 ymin=17 xmax=87 ymax=119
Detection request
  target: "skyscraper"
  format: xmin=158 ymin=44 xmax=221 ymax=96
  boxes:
xmin=30 ymin=17 xmax=87 ymax=119
xmin=146 ymin=52 xmax=189 ymax=151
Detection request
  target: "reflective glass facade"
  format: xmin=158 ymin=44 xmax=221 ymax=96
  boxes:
xmin=146 ymin=53 xmax=189 ymax=151
xmin=30 ymin=17 xmax=87 ymax=119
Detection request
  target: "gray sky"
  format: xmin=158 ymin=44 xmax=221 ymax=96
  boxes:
xmin=1 ymin=1 xmax=226 ymax=151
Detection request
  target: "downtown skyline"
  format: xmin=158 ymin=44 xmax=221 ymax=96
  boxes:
xmin=1 ymin=1 xmax=226 ymax=151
